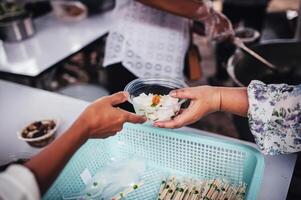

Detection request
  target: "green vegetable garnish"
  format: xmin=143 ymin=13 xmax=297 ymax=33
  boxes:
xmin=236 ymin=192 xmax=246 ymax=196
xmin=133 ymin=184 xmax=138 ymax=189
xmin=120 ymin=192 xmax=124 ymax=197
xmin=93 ymin=182 xmax=98 ymax=186
xmin=161 ymin=180 xmax=166 ymax=184
xmin=86 ymin=192 xmax=91 ymax=196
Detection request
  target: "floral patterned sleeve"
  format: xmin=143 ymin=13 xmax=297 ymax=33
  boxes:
xmin=247 ymin=80 xmax=301 ymax=155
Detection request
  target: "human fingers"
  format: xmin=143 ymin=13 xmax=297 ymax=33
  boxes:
xmin=126 ymin=112 xmax=147 ymax=124
xmin=169 ymin=88 xmax=196 ymax=99
xmin=91 ymin=131 xmax=119 ymax=139
xmin=118 ymin=109 xmax=147 ymax=124
xmin=107 ymin=91 xmax=128 ymax=106
xmin=212 ymin=12 xmax=235 ymax=41
xmin=153 ymin=113 xmax=190 ymax=128
xmin=154 ymin=107 xmax=197 ymax=129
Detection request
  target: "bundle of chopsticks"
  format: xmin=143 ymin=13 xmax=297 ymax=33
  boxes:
xmin=157 ymin=176 xmax=246 ymax=200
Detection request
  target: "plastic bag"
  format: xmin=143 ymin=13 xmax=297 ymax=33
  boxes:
xmin=63 ymin=159 xmax=146 ymax=200
xmin=202 ymin=10 xmax=235 ymax=42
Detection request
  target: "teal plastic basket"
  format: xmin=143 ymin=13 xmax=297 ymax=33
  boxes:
xmin=43 ymin=123 xmax=264 ymax=200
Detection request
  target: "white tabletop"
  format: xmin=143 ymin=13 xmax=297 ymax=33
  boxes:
xmin=0 ymin=12 xmax=112 ymax=77
xmin=0 ymin=80 xmax=297 ymax=200
xmin=0 ymin=80 xmax=89 ymax=164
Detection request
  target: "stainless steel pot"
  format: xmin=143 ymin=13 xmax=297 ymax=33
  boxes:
xmin=0 ymin=12 xmax=35 ymax=42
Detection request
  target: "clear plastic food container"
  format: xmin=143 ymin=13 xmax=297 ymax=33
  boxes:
xmin=124 ymin=77 xmax=188 ymax=122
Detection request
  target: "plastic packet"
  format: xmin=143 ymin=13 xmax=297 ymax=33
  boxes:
xmin=63 ymin=159 xmax=146 ymax=200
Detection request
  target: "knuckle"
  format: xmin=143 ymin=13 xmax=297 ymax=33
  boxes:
xmin=174 ymin=118 xmax=181 ymax=124
xmin=118 ymin=114 xmax=127 ymax=123
xmin=121 ymin=114 xmax=128 ymax=121
xmin=117 ymin=117 xmax=124 ymax=124
xmin=174 ymin=124 xmax=182 ymax=129
xmin=173 ymin=121 xmax=183 ymax=128
xmin=100 ymin=96 xmax=108 ymax=101
xmin=178 ymin=89 xmax=186 ymax=94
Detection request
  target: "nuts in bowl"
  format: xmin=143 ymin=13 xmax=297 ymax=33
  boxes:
xmin=18 ymin=119 xmax=59 ymax=148
xmin=124 ymin=78 xmax=188 ymax=122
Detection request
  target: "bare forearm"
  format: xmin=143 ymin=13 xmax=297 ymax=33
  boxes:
xmin=218 ymin=87 xmax=249 ymax=117
xmin=23 ymin=92 xmax=146 ymax=195
xmin=136 ymin=0 xmax=233 ymax=41
xmin=24 ymin=120 xmax=88 ymax=194
xmin=136 ymin=0 xmax=209 ymax=19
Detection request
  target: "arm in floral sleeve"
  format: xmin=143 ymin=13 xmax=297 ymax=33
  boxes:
xmin=248 ymin=80 xmax=301 ymax=155
xmin=155 ymin=81 xmax=300 ymax=155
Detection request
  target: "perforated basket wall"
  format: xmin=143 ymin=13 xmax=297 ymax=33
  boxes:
xmin=43 ymin=123 xmax=264 ymax=200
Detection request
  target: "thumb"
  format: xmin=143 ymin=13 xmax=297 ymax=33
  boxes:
xmin=169 ymin=88 xmax=195 ymax=99
xmin=108 ymin=92 xmax=128 ymax=106
xmin=124 ymin=111 xmax=147 ymax=124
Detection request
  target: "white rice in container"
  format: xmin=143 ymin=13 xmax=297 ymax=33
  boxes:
xmin=132 ymin=93 xmax=181 ymax=122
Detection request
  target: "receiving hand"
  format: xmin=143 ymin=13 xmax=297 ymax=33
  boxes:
xmin=154 ymin=86 xmax=220 ymax=129
xmin=75 ymin=92 xmax=146 ymax=139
